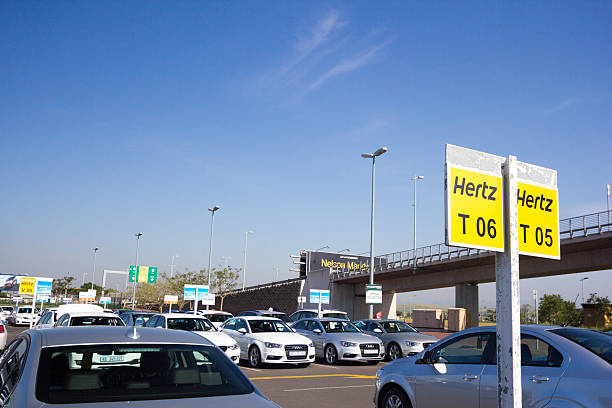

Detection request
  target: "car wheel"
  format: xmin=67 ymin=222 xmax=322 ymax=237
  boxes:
xmin=248 ymin=346 xmax=262 ymax=368
xmin=324 ymin=345 xmax=338 ymax=365
xmin=388 ymin=343 xmax=402 ymax=361
xmin=382 ymin=386 xmax=410 ymax=408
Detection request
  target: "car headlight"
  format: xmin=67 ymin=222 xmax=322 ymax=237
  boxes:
xmin=341 ymin=341 xmax=357 ymax=347
xmin=229 ymin=343 xmax=239 ymax=350
xmin=265 ymin=342 xmax=283 ymax=349
xmin=406 ymin=341 xmax=420 ymax=347
xmin=308 ymin=342 xmax=314 ymax=348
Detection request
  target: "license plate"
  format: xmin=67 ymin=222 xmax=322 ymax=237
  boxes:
xmin=99 ymin=355 xmax=124 ymax=363
xmin=363 ymin=349 xmax=378 ymax=355
xmin=289 ymin=351 xmax=306 ymax=357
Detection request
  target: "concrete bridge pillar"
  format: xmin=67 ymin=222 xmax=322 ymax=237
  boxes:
xmin=331 ymin=283 xmax=397 ymax=320
xmin=455 ymin=283 xmax=479 ymax=328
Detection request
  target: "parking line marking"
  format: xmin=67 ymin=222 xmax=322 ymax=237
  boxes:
xmin=249 ymin=374 xmax=376 ymax=380
xmin=284 ymin=384 xmax=375 ymax=392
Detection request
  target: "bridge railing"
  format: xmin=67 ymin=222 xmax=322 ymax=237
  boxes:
xmin=331 ymin=210 xmax=612 ymax=280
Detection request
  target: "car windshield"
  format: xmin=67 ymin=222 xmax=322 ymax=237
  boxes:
xmin=261 ymin=313 xmax=292 ymax=323
xmin=168 ymin=318 xmax=216 ymax=332
xmin=381 ymin=321 xmax=418 ymax=333
xmin=71 ymin=317 xmax=124 ymax=326
xmin=35 ymin=344 xmax=253 ymax=403
xmin=2 ymin=307 xmax=13 ymax=311
xmin=17 ymin=308 xmax=32 ymax=313
xmin=322 ymin=312 xmax=348 ymax=320
xmin=131 ymin=314 xmax=154 ymax=327
xmin=248 ymin=319 xmax=292 ymax=333
xmin=551 ymin=328 xmax=612 ymax=364
xmin=322 ymin=320 xmax=360 ymax=333
xmin=206 ymin=314 xmax=231 ymax=323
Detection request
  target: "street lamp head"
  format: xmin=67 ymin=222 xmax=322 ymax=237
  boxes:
xmin=373 ymin=147 xmax=388 ymax=157
xmin=135 ymin=232 xmax=143 ymax=238
xmin=247 ymin=230 xmax=254 ymax=235
xmin=417 ymin=175 xmax=424 ymax=180
xmin=208 ymin=205 xmax=220 ymax=212
xmin=93 ymin=247 xmax=99 ymax=252
xmin=361 ymin=153 xmax=373 ymax=158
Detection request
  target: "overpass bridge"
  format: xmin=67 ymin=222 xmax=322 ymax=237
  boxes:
xmin=325 ymin=210 xmax=612 ymax=325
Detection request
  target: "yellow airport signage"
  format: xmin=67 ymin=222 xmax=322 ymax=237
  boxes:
xmin=446 ymin=166 xmax=504 ymax=252
xmin=19 ymin=277 xmax=36 ymax=295
xmin=517 ymin=182 xmax=560 ymax=259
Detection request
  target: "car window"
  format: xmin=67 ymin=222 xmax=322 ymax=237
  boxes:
xmin=304 ymin=311 xmax=317 ymax=319
xmin=0 ymin=337 xmax=29 ymax=404
xmin=35 ymin=344 xmax=253 ymax=404
xmin=222 ymin=319 xmax=236 ymax=331
xmin=167 ymin=318 xmax=215 ymax=332
xmin=144 ymin=316 xmax=158 ymax=327
xmin=207 ymin=314 xmax=231 ymax=323
xmin=40 ymin=313 xmax=52 ymax=324
xmin=321 ymin=320 xmax=360 ymax=333
xmin=551 ymin=328 xmax=610 ymax=364
xmin=132 ymin=314 xmax=153 ymax=327
xmin=70 ymin=316 xmax=124 ymax=326
xmin=520 ymin=335 xmax=563 ymax=367
xmin=322 ymin=312 xmax=348 ymax=320
xmin=249 ymin=319 xmax=292 ymax=333
xmin=431 ymin=333 xmax=491 ymax=364
xmin=354 ymin=321 xmax=366 ymax=330
xmin=382 ymin=321 xmax=418 ymax=333
xmin=56 ymin=315 xmax=69 ymax=327
xmin=235 ymin=319 xmax=249 ymax=332
xmin=292 ymin=320 xmax=307 ymax=330
xmin=155 ymin=317 xmax=165 ymax=328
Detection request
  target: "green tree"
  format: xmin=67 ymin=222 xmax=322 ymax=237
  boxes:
xmin=538 ymin=294 xmax=582 ymax=326
xmin=52 ymin=276 xmax=75 ymax=297
xmin=211 ymin=265 xmax=240 ymax=311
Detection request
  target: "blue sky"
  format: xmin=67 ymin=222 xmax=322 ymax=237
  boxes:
xmin=1 ymin=2 xmax=611 ymax=307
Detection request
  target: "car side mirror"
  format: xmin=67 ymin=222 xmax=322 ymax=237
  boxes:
xmin=312 ymin=328 xmax=322 ymax=334
xmin=373 ymin=328 xmax=383 ymax=333
xmin=238 ymin=328 xmax=247 ymax=334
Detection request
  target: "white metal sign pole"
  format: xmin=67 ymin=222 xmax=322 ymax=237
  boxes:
xmin=30 ymin=281 xmax=37 ymax=329
xmin=194 ymin=287 xmax=198 ymax=315
xmin=495 ymin=155 xmax=522 ymax=408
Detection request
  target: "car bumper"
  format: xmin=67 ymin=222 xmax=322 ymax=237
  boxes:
xmin=401 ymin=344 xmax=425 ymax=357
xmin=339 ymin=345 xmax=385 ymax=361
xmin=223 ymin=348 xmax=241 ymax=363
xmin=263 ymin=347 xmax=316 ymax=364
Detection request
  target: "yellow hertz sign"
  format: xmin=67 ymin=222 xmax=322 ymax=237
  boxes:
xmin=447 ymin=167 xmax=504 ymax=251
xmin=517 ymin=182 xmax=559 ymax=259
xmin=19 ymin=277 xmax=36 ymax=295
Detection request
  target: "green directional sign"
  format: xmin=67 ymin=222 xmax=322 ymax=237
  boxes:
xmin=129 ymin=266 xmax=158 ymax=283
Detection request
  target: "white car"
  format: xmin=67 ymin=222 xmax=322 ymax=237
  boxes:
xmin=0 ymin=321 xmax=7 ymax=350
xmin=220 ymin=316 xmax=315 ymax=368
xmin=8 ymin=306 xmax=37 ymax=326
xmin=37 ymin=304 xmax=105 ymax=329
xmin=145 ymin=313 xmax=240 ymax=363
xmin=198 ymin=310 xmax=234 ymax=328
xmin=0 ymin=306 xmax=14 ymax=321
xmin=54 ymin=312 xmax=125 ymax=327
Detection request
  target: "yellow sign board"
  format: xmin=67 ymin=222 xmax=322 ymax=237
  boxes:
xmin=447 ymin=166 xmax=505 ymax=251
xmin=137 ymin=266 xmax=149 ymax=283
xmin=19 ymin=277 xmax=36 ymax=295
xmin=517 ymin=182 xmax=560 ymax=259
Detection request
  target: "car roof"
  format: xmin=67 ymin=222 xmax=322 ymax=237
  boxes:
xmin=357 ymin=318 xmax=403 ymax=323
xmin=158 ymin=313 xmax=207 ymax=318
xmin=237 ymin=316 xmax=282 ymax=321
xmin=313 ymin=317 xmax=352 ymax=322
xmin=200 ymin=310 xmax=232 ymax=315
xmin=32 ymin=326 xmax=215 ymax=347
xmin=295 ymin=309 xmax=347 ymax=314
xmin=254 ymin=310 xmax=286 ymax=314
xmin=67 ymin=312 xmax=122 ymax=317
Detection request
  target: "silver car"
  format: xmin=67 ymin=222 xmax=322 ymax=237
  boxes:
xmin=354 ymin=319 xmax=439 ymax=360
xmin=0 ymin=326 xmax=281 ymax=407
xmin=292 ymin=318 xmax=384 ymax=364
xmin=375 ymin=325 xmax=612 ymax=408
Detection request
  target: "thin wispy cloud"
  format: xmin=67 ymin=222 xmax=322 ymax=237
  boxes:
xmin=545 ymin=98 xmax=580 ymax=114
xmin=249 ymin=10 xmax=389 ymax=102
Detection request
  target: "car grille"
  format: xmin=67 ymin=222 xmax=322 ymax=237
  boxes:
xmin=285 ymin=344 xmax=308 ymax=360
xmin=359 ymin=343 xmax=380 ymax=357
xmin=219 ymin=346 xmax=228 ymax=352
xmin=423 ymin=342 xmax=435 ymax=349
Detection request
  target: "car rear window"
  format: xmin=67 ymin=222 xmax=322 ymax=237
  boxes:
xmin=70 ymin=317 xmax=124 ymax=326
xmin=323 ymin=313 xmax=348 ymax=320
xmin=551 ymin=328 xmax=612 ymax=364
xmin=36 ymin=344 xmax=253 ymax=403
xmin=206 ymin=314 xmax=231 ymax=323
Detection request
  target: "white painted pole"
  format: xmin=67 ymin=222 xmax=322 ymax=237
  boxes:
xmin=495 ymin=155 xmax=522 ymax=408
xmin=30 ymin=282 xmax=37 ymax=329
xmin=368 ymin=157 xmax=376 ymax=320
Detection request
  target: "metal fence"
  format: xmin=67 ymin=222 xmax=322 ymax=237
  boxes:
xmin=331 ymin=210 xmax=612 ymax=280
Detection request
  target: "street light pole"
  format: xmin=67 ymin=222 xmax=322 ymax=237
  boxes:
xmin=169 ymin=255 xmax=179 ymax=278
xmin=206 ymin=206 xmax=220 ymax=311
xmin=132 ymin=233 xmax=142 ymax=310
xmin=580 ymin=277 xmax=589 ymax=304
xmin=242 ymin=231 xmax=254 ymax=290
xmin=91 ymin=247 xmax=99 ymax=290
xmin=412 ymin=175 xmax=424 ymax=264
xmin=361 ymin=147 xmax=388 ymax=319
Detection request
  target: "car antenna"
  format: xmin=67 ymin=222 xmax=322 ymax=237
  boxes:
xmin=126 ymin=325 xmax=140 ymax=340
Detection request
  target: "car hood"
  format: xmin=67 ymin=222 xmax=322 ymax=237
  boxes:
xmin=383 ymin=332 xmax=439 ymax=343
xmin=250 ymin=332 xmax=311 ymax=345
xmin=192 ymin=331 xmax=236 ymax=347
xmin=326 ymin=332 xmax=381 ymax=343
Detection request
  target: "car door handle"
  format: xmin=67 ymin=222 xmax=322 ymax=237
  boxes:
xmin=463 ymin=375 xmax=478 ymax=381
xmin=529 ymin=376 xmax=550 ymax=383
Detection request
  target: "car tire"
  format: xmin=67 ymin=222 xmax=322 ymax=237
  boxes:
xmin=382 ymin=386 xmax=410 ymax=408
xmin=324 ymin=345 xmax=338 ymax=365
xmin=248 ymin=346 xmax=262 ymax=368
xmin=387 ymin=343 xmax=402 ymax=361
